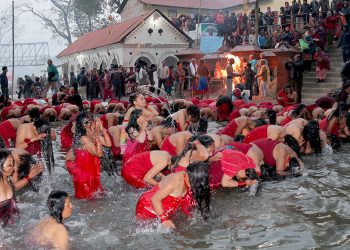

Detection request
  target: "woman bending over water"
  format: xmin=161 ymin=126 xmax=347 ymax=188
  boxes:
xmin=136 ymin=161 xmax=210 ymax=228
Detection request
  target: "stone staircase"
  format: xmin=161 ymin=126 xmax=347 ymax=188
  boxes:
xmin=302 ymin=47 xmax=343 ymax=104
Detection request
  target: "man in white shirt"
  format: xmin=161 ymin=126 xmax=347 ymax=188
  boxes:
xmin=157 ymin=61 xmax=169 ymax=95
xmin=189 ymin=58 xmax=198 ymax=95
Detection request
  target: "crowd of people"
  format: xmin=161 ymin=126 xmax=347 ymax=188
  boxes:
xmin=1 ymin=2 xmax=350 ymax=249
xmin=0 ymin=52 xmax=350 ymax=247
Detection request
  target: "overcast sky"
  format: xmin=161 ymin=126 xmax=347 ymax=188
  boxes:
xmin=0 ymin=0 xmax=65 ymax=78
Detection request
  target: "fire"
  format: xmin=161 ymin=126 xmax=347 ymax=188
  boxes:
xmin=214 ymin=54 xmax=243 ymax=90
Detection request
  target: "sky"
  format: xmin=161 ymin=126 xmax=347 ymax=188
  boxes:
xmin=0 ymin=0 xmax=66 ymax=79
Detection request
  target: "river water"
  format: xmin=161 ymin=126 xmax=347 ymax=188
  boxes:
xmin=1 ymin=121 xmax=350 ymax=249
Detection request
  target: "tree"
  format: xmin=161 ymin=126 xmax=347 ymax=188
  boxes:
xmin=22 ymin=0 xmax=122 ymax=46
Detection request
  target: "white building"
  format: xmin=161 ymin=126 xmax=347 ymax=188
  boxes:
xmin=57 ymin=10 xmax=193 ymax=74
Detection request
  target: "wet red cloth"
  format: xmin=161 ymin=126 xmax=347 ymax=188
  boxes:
xmin=197 ymin=102 xmax=209 ymax=109
xmin=107 ymin=132 xmax=120 ymax=159
xmin=187 ymin=98 xmax=200 ymax=105
xmin=202 ymin=99 xmax=215 ymax=104
xmin=320 ymin=117 xmax=340 ymax=136
xmin=221 ymin=150 xmax=255 ymax=178
xmin=1 ymin=107 xmax=12 ymax=121
xmin=54 ymin=105 xmax=63 ymax=117
xmin=61 ymin=122 xmax=73 ymax=149
xmin=123 ymin=139 xmax=150 ymax=165
xmin=136 ymin=178 xmax=193 ymax=220
xmin=243 ymin=125 xmax=270 ymax=144
xmin=0 ymin=120 xmax=17 ymax=148
xmin=100 ymin=114 xmax=108 ymax=129
xmin=251 ymin=139 xmax=279 ymax=167
xmin=226 ymin=142 xmax=252 ymax=154
xmin=277 ymin=89 xmax=288 ymax=106
xmin=26 ymin=140 xmax=41 ymax=157
xmin=109 ymin=99 xmax=119 ymax=104
xmin=221 ymin=119 xmax=238 ymax=137
xmin=216 ymin=103 xmax=231 ymax=121
xmin=67 ymin=149 xmax=103 ymax=199
xmin=121 ymin=152 xmax=153 ymax=189
xmin=161 ymin=136 xmax=177 ymax=156
xmin=90 ymin=100 xmax=101 ymax=113
xmin=229 ymin=110 xmax=240 ymax=121
xmin=209 ymin=160 xmax=224 ymax=189
xmin=23 ymin=98 xmax=35 ymax=105
xmin=233 ymin=99 xmax=244 ymax=107
xmin=280 ymin=116 xmax=293 ymax=127
xmin=0 ymin=198 xmax=19 ymax=227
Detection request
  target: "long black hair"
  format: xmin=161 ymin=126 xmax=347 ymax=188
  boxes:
xmin=302 ymin=120 xmax=322 ymax=154
xmin=125 ymin=109 xmax=143 ymax=140
xmin=47 ymin=190 xmax=69 ymax=223
xmin=34 ymin=119 xmax=55 ymax=174
xmin=0 ymin=149 xmax=12 ymax=180
xmin=186 ymin=105 xmax=200 ymax=123
xmin=17 ymin=153 xmax=42 ymax=192
xmin=266 ymin=109 xmax=276 ymax=125
xmin=173 ymin=135 xmax=214 ymax=170
xmin=216 ymin=95 xmax=234 ymax=112
xmin=73 ymin=112 xmax=93 ymax=150
xmin=284 ymin=134 xmax=301 ymax=158
xmin=187 ymin=161 xmax=210 ymax=220
xmin=162 ymin=116 xmax=177 ymax=129
xmin=328 ymin=103 xmax=348 ymax=121
xmin=291 ymin=104 xmax=308 ymax=119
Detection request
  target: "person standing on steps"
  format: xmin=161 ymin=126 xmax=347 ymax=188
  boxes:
xmin=157 ymin=61 xmax=169 ymax=96
xmin=44 ymin=59 xmax=59 ymax=97
xmin=285 ymin=54 xmax=304 ymax=103
xmin=337 ymin=25 xmax=350 ymax=63
xmin=225 ymin=58 xmax=241 ymax=97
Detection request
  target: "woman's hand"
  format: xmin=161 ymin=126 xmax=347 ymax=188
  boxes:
xmin=210 ymin=152 xmax=223 ymax=162
xmin=34 ymin=133 xmax=47 ymax=141
xmin=245 ymin=179 xmax=257 ymax=186
xmin=29 ymin=163 xmax=44 ymax=178
xmin=161 ymin=220 xmax=175 ymax=229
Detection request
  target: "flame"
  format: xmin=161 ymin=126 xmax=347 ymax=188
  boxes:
xmin=214 ymin=54 xmax=243 ymax=91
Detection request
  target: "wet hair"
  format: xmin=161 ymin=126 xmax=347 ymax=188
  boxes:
xmin=0 ymin=149 xmax=12 ymax=180
xmin=172 ymin=101 xmax=187 ymax=113
xmin=47 ymin=190 xmax=69 ymax=224
xmin=330 ymin=102 xmax=348 ymax=120
xmin=287 ymin=157 xmax=301 ymax=177
xmin=129 ymin=92 xmax=142 ymax=106
xmin=186 ymin=105 xmax=200 ymax=123
xmin=160 ymin=106 xmax=170 ymax=118
xmin=48 ymin=115 xmax=56 ymax=123
xmin=173 ymin=135 xmax=215 ymax=169
xmin=187 ymin=161 xmax=210 ymax=220
xmin=266 ymin=109 xmax=276 ymax=125
xmin=69 ymin=94 xmax=83 ymax=111
xmin=291 ymin=104 xmax=308 ymax=119
xmin=35 ymin=119 xmax=55 ymax=174
xmin=189 ymin=117 xmax=208 ymax=134
xmin=125 ymin=109 xmax=143 ymax=140
xmin=302 ymin=120 xmax=321 ymax=154
xmin=234 ymin=134 xmax=245 ymax=142
xmin=73 ymin=112 xmax=94 ymax=150
xmin=284 ymin=134 xmax=301 ymax=158
xmin=216 ymin=95 xmax=234 ymax=113
xmin=162 ymin=117 xmax=177 ymax=129
xmin=29 ymin=108 xmax=40 ymax=121
xmin=251 ymin=118 xmax=267 ymax=128
xmin=17 ymin=153 xmax=41 ymax=192
xmin=260 ymin=163 xmax=277 ymax=180
xmin=0 ymin=137 xmax=5 ymax=149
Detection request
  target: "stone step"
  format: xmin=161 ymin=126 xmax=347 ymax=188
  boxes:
xmin=301 ymin=97 xmax=318 ymax=104
xmin=302 ymin=92 xmax=327 ymax=99
xmin=303 ymin=75 xmax=342 ymax=81
xmin=304 ymin=71 xmax=341 ymax=77
xmin=303 ymin=82 xmax=342 ymax=89
xmin=302 ymin=87 xmax=335 ymax=93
